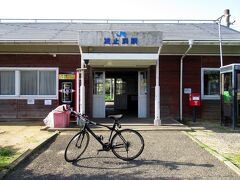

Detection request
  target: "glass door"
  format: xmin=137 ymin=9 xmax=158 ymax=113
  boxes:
xmin=221 ymin=72 xmax=233 ymax=125
xmin=115 ymin=78 xmax=127 ymax=110
xmin=138 ymin=71 xmax=147 ymax=118
xmin=93 ymin=71 xmax=105 ymax=118
xmin=237 ymin=71 xmax=240 ymax=127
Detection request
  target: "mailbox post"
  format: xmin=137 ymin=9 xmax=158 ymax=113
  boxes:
xmin=189 ymin=93 xmax=201 ymax=122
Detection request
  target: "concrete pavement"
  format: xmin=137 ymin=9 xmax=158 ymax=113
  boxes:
xmin=5 ymin=131 xmax=239 ymax=179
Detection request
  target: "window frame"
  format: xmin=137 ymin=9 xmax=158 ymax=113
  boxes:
xmin=0 ymin=67 xmax=59 ymax=99
xmin=201 ymin=68 xmax=220 ymax=100
xmin=0 ymin=70 xmax=16 ymax=97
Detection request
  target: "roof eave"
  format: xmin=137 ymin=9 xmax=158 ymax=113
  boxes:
xmin=1 ymin=39 xmax=240 ymax=46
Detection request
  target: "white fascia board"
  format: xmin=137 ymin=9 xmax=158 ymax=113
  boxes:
xmin=82 ymin=53 xmax=159 ymax=60
xmin=163 ymin=40 xmax=240 ymax=46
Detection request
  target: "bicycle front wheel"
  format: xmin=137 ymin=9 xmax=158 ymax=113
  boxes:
xmin=111 ymin=129 xmax=144 ymax=161
xmin=64 ymin=130 xmax=90 ymax=162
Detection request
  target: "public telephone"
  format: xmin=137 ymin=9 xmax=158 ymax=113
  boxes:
xmin=61 ymin=82 xmax=73 ymax=103
xmin=59 ymin=74 xmax=76 ymax=108
xmin=220 ymin=64 xmax=240 ymax=129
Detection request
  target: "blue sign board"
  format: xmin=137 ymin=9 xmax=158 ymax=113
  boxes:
xmin=104 ymin=31 xmax=138 ymax=46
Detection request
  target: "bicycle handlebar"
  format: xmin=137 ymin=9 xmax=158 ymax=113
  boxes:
xmin=68 ymin=108 xmax=122 ymax=128
xmin=70 ymin=110 xmax=97 ymax=125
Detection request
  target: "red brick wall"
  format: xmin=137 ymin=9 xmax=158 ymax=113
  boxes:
xmin=1 ymin=54 xmax=240 ymax=121
xmin=149 ymin=55 xmax=240 ymax=121
xmin=0 ymin=54 xmax=81 ymax=120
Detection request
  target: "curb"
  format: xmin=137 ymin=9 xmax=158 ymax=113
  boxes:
xmin=48 ymin=127 xmax=192 ymax=132
xmin=0 ymin=131 xmax=60 ymax=180
xmin=47 ymin=123 xmax=192 ymax=132
xmin=183 ymin=131 xmax=240 ymax=176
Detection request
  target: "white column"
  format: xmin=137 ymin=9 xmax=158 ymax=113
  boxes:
xmin=80 ymin=56 xmax=85 ymax=115
xmin=76 ymin=71 xmax=80 ymax=112
xmin=78 ymin=42 xmax=85 ymax=115
xmin=154 ymin=46 xmax=162 ymax=126
xmin=154 ymin=56 xmax=161 ymax=126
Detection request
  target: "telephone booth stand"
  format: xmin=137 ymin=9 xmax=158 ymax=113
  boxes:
xmin=220 ymin=64 xmax=240 ymax=129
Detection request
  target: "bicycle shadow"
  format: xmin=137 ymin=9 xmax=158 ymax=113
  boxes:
xmin=72 ymin=156 xmax=214 ymax=170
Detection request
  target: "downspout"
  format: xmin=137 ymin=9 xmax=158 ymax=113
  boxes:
xmin=180 ymin=40 xmax=194 ymax=122
xmin=154 ymin=45 xmax=163 ymax=126
xmin=218 ymin=16 xmax=224 ymax=67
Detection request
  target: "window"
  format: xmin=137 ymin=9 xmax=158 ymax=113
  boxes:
xmin=0 ymin=71 xmax=15 ymax=95
xmin=93 ymin=72 xmax=104 ymax=95
xmin=39 ymin=71 xmax=56 ymax=95
xmin=20 ymin=71 xmax=38 ymax=95
xmin=0 ymin=68 xmax=58 ymax=99
xmin=116 ymin=78 xmax=126 ymax=95
xmin=201 ymin=68 xmax=220 ymax=100
xmin=139 ymin=71 xmax=147 ymax=95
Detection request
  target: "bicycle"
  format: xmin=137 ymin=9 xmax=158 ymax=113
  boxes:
xmin=64 ymin=110 xmax=144 ymax=162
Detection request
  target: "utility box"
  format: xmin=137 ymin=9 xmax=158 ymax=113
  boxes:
xmin=189 ymin=93 xmax=201 ymax=107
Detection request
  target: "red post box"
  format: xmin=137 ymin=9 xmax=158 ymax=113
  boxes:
xmin=189 ymin=93 xmax=201 ymax=106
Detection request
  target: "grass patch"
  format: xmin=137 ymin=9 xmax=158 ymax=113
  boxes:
xmin=0 ymin=148 xmax=13 ymax=157
xmin=0 ymin=147 xmax=19 ymax=171
xmin=224 ymin=152 xmax=240 ymax=168
xmin=105 ymin=95 xmax=114 ymax=102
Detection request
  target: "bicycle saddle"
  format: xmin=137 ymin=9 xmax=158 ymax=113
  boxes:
xmin=107 ymin=114 xmax=123 ymax=119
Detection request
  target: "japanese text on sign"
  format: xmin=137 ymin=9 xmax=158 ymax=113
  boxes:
xmin=104 ymin=31 xmax=138 ymax=46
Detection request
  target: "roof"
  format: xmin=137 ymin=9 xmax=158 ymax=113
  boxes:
xmin=0 ymin=20 xmax=240 ymax=44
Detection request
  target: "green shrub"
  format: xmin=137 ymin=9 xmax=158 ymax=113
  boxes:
xmin=0 ymin=147 xmax=16 ymax=170
xmin=0 ymin=147 xmax=13 ymax=157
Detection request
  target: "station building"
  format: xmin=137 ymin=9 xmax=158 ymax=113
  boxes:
xmin=0 ymin=17 xmax=240 ymax=126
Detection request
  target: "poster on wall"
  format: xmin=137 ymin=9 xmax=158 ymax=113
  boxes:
xmin=27 ymin=99 xmax=35 ymax=105
xmin=44 ymin=100 xmax=52 ymax=106
xmin=184 ymin=88 xmax=192 ymax=94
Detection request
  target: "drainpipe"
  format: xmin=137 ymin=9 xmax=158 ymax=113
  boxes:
xmin=154 ymin=45 xmax=163 ymax=126
xmin=180 ymin=40 xmax=194 ymax=122
xmin=217 ymin=16 xmax=224 ymax=67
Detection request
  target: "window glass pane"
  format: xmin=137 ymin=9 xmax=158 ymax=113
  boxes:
xmin=20 ymin=71 xmax=37 ymax=95
xmin=39 ymin=71 xmax=56 ymax=95
xmin=0 ymin=71 xmax=15 ymax=95
xmin=116 ymin=78 xmax=126 ymax=95
xmin=223 ymin=73 xmax=232 ymax=103
xmin=140 ymin=72 xmax=147 ymax=95
xmin=93 ymin=72 xmax=104 ymax=95
xmin=204 ymin=70 xmax=220 ymax=96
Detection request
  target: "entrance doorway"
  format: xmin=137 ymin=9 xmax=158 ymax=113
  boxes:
xmin=92 ymin=70 xmax=148 ymax=118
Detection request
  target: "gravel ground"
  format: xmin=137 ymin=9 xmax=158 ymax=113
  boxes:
xmin=5 ymin=131 xmax=239 ymax=180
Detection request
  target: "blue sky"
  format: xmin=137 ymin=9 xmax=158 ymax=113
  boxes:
xmin=0 ymin=0 xmax=239 ymax=30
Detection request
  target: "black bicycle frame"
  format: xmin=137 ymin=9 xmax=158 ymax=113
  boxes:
xmin=83 ymin=121 xmax=119 ymax=147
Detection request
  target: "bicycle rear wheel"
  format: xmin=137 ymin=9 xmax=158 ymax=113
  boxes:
xmin=64 ymin=130 xmax=90 ymax=162
xmin=111 ymin=129 xmax=144 ymax=161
